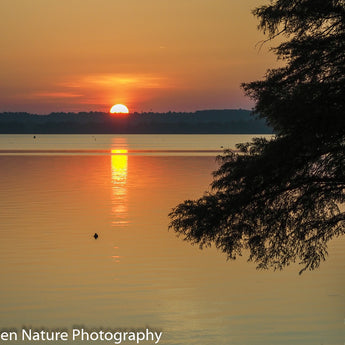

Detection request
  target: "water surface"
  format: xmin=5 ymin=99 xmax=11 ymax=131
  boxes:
xmin=0 ymin=135 xmax=343 ymax=345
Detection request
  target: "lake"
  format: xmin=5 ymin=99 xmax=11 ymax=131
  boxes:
xmin=0 ymin=134 xmax=344 ymax=345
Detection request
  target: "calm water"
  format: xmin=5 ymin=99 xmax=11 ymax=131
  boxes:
xmin=0 ymin=135 xmax=344 ymax=345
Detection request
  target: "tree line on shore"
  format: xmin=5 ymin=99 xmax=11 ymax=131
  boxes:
xmin=0 ymin=109 xmax=271 ymax=134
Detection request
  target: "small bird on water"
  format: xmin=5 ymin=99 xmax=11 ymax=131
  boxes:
xmin=93 ymin=233 xmax=98 ymax=239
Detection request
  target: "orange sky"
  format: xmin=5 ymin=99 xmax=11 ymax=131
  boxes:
xmin=0 ymin=0 xmax=280 ymax=113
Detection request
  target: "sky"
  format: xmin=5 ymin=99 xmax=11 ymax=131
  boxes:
xmin=0 ymin=0 xmax=280 ymax=114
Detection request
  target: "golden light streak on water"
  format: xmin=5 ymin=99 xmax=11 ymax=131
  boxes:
xmin=111 ymin=149 xmax=128 ymax=227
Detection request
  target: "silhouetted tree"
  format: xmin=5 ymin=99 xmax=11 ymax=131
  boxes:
xmin=169 ymin=0 xmax=345 ymax=273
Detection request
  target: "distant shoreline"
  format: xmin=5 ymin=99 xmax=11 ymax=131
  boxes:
xmin=0 ymin=109 xmax=272 ymax=134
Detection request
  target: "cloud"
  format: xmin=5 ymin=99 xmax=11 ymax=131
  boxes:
xmin=60 ymin=73 xmax=173 ymax=90
xmin=21 ymin=73 xmax=176 ymax=110
xmin=31 ymin=92 xmax=83 ymax=98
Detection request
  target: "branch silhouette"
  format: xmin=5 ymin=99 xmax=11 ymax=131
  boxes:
xmin=169 ymin=0 xmax=345 ymax=273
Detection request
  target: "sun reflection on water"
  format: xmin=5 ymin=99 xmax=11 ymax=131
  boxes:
xmin=111 ymin=148 xmax=129 ymax=227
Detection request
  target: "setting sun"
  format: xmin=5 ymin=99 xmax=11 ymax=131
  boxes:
xmin=110 ymin=104 xmax=129 ymax=114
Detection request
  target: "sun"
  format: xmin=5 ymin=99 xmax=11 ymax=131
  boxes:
xmin=110 ymin=104 xmax=129 ymax=114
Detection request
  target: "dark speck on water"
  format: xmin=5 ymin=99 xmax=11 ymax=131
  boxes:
xmin=94 ymin=233 xmax=98 ymax=239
